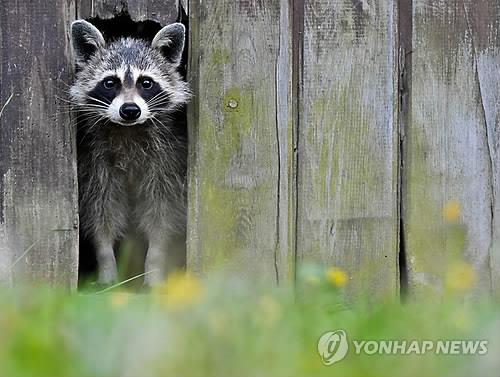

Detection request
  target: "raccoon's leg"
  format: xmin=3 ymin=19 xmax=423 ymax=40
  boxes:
xmin=93 ymin=181 xmax=128 ymax=284
xmin=144 ymin=230 xmax=187 ymax=286
xmin=80 ymin=160 xmax=128 ymax=285
xmin=138 ymin=191 xmax=186 ymax=286
xmin=144 ymin=232 xmax=170 ymax=286
xmin=95 ymin=236 xmax=118 ymax=284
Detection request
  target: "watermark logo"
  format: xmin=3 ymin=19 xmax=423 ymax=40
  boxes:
xmin=318 ymin=329 xmax=488 ymax=366
xmin=317 ymin=329 xmax=349 ymax=365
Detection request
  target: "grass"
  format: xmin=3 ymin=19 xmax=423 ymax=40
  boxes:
xmin=1 ymin=201 xmax=498 ymax=376
xmin=0 ymin=266 xmax=498 ymax=377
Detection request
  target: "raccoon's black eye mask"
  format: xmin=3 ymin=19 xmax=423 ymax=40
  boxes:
xmin=139 ymin=77 xmax=154 ymax=90
xmin=103 ymin=77 xmax=119 ymax=89
xmin=136 ymin=76 xmax=165 ymax=104
xmin=86 ymin=76 xmax=121 ymax=105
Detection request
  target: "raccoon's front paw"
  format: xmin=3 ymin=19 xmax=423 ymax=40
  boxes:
xmin=97 ymin=264 xmax=118 ymax=285
xmin=143 ymin=269 xmax=164 ymax=288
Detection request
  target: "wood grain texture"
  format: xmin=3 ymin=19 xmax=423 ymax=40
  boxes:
xmin=296 ymin=0 xmax=400 ymax=298
xmin=187 ymin=1 xmax=294 ymax=283
xmin=77 ymin=0 xmax=178 ymax=24
xmin=0 ymin=0 xmax=79 ymax=287
xmin=403 ymin=0 xmax=493 ymax=296
xmin=463 ymin=0 xmax=500 ymax=296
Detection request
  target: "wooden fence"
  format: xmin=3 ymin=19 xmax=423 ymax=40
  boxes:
xmin=0 ymin=0 xmax=499 ymax=297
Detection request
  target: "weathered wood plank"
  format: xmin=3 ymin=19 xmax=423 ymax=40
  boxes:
xmin=0 ymin=0 xmax=79 ymax=287
xmin=404 ymin=0 xmax=493 ymax=296
xmin=296 ymin=0 xmax=400 ymax=298
xmin=77 ymin=0 xmax=178 ymax=24
xmin=187 ymin=1 xmax=294 ymax=283
xmin=464 ymin=0 xmax=500 ymax=296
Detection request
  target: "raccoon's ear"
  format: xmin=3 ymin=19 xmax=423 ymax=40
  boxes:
xmin=151 ymin=23 xmax=185 ymax=66
xmin=71 ymin=20 xmax=105 ymax=65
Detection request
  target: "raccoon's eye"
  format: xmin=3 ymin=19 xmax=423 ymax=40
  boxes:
xmin=102 ymin=78 xmax=117 ymax=89
xmin=140 ymin=77 xmax=154 ymax=90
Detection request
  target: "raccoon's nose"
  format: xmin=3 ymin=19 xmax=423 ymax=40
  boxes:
xmin=119 ymin=103 xmax=141 ymax=121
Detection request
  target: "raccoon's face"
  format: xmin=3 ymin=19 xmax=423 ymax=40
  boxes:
xmin=70 ymin=20 xmax=189 ymax=127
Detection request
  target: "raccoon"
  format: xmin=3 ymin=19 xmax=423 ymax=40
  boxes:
xmin=70 ymin=20 xmax=190 ymax=286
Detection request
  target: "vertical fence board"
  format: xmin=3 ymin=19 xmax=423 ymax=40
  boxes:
xmin=464 ymin=0 xmax=500 ymax=296
xmin=404 ymin=0 xmax=493 ymax=296
xmin=296 ymin=0 xmax=400 ymax=297
xmin=0 ymin=0 xmax=79 ymax=287
xmin=187 ymin=1 xmax=294 ymax=283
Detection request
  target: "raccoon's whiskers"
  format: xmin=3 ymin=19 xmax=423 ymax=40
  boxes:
xmin=147 ymin=92 xmax=170 ymax=103
xmin=84 ymin=94 xmax=111 ymax=107
xmin=149 ymin=117 xmax=176 ymax=152
xmin=79 ymin=103 xmax=109 ymax=108
xmin=148 ymin=98 xmax=170 ymax=109
xmin=150 ymin=115 xmax=180 ymax=145
xmin=147 ymin=92 xmax=171 ymax=108
xmin=146 ymin=91 xmax=169 ymax=105
xmin=79 ymin=114 xmax=108 ymax=144
xmin=51 ymin=108 xmax=104 ymax=122
xmin=77 ymin=107 xmax=108 ymax=115
xmin=55 ymin=95 xmax=75 ymax=104
xmin=56 ymin=79 xmax=73 ymax=89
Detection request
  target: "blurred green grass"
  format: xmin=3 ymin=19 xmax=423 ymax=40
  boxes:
xmin=0 ymin=266 xmax=498 ymax=377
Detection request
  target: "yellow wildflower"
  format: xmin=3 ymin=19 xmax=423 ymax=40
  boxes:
xmin=443 ymin=201 xmax=461 ymax=223
xmin=446 ymin=261 xmax=475 ymax=292
xmin=155 ymin=271 xmax=203 ymax=309
xmin=326 ymin=267 xmax=347 ymax=288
